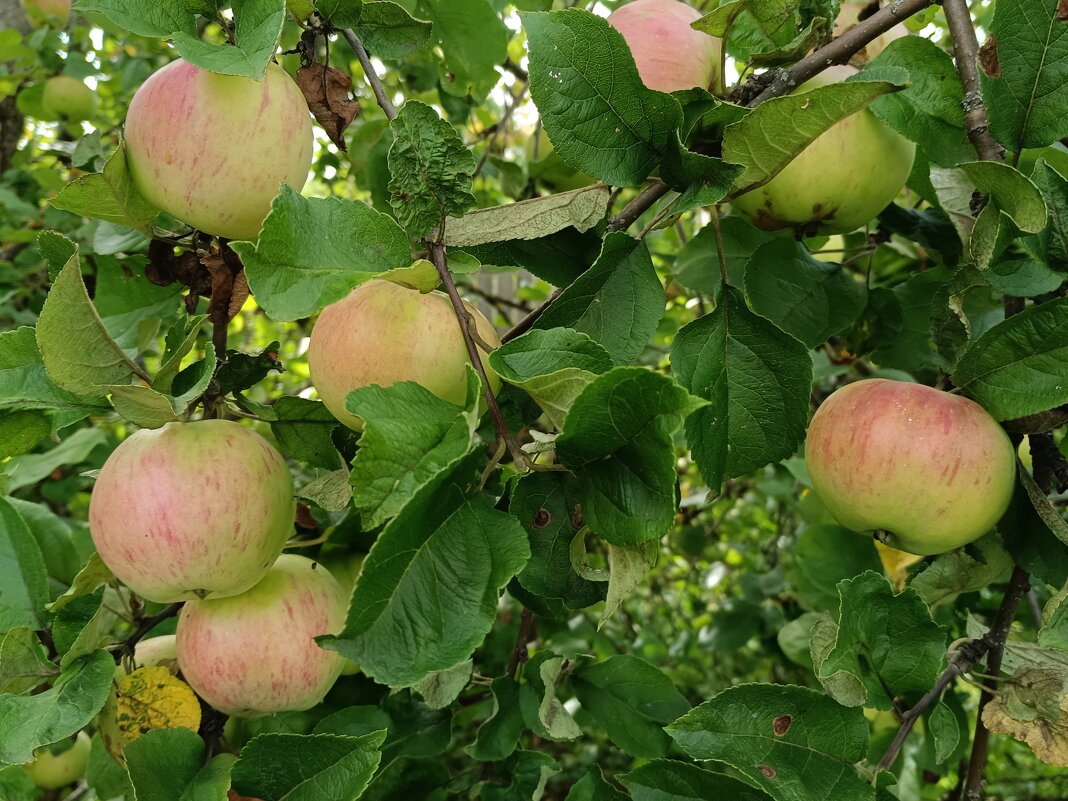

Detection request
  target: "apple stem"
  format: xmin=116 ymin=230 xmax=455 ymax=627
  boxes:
xmin=116 ymin=601 xmax=183 ymax=665
xmin=340 ymin=28 xmax=398 ymax=121
xmin=426 ymin=238 xmax=531 ymax=472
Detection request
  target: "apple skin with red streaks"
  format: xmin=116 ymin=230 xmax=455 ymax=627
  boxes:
xmin=89 ymin=420 xmax=294 ymax=603
xmin=176 ymin=554 xmax=347 ymax=717
xmin=607 ymin=0 xmax=721 ymax=93
xmin=124 ymin=59 xmax=313 ymax=240
xmin=806 ymin=379 xmax=1015 ymax=556
xmin=308 ymin=278 xmax=501 ymax=431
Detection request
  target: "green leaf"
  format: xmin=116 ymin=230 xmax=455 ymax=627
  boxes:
xmin=480 ymin=750 xmax=559 ymax=801
xmin=555 ymin=367 xmax=705 ymax=546
xmin=51 ymin=142 xmax=159 ymax=235
xmin=521 ymin=9 xmax=684 ymax=187
xmin=565 ymin=768 xmax=627 ymax=801
xmin=784 ymin=524 xmax=882 ymax=612
xmin=232 ymin=732 xmax=383 ymax=801
xmin=313 ymin=692 xmax=449 ymax=766
xmin=320 ymin=464 xmax=530 ymax=688
xmin=1028 ymin=160 xmax=1068 ymax=269
xmin=467 ymin=676 xmax=524 ymax=762
xmin=0 ymin=765 xmax=37 ymax=801
xmin=230 ymin=185 xmax=412 ymax=322
xmin=0 ymin=496 xmax=49 ymax=632
xmin=812 ymin=571 xmax=946 ymax=710
xmin=600 ymin=540 xmax=657 ymax=626
xmin=296 ymin=469 xmax=351 ymax=512
xmin=869 ymin=268 xmax=950 ymax=374
xmin=445 ymin=185 xmax=610 ymax=247
xmin=673 ymin=216 xmax=774 ymax=296
xmin=865 ymin=37 xmax=974 ymax=167
xmin=36 ymin=230 xmax=78 ymax=282
xmin=959 ymin=161 xmax=1048 ymax=261
xmin=522 ymin=653 xmax=581 ymax=741
xmin=36 ymin=250 xmax=149 ymax=395
xmin=621 ymin=759 xmax=772 ymax=801
xmin=314 ymin=0 xmax=362 ymax=27
xmin=1001 ymin=472 xmax=1068 ymax=587
xmin=0 ymin=628 xmax=58 ymax=695
xmin=358 ymin=2 xmax=432 ymax=60
xmin=744 ymin=239 xmax=867 ymax=347
xmin=215 ymin=341 xmax=284 ymax=395
xmin=671 ymin=285 xmax=812 ymax=489
xmin=510 ymin=471 xmax=606 ymax=613
xmin=534 ymin=233 xmax=665 ymax=365
xmin=48 ymin=553 xmax=114 ymax=614
xmin=909 ymin=532 xmax=1013 ymax=608
xmin=723 ymin=74 xmax=906 ymax=189
xmin=94 ymin=259 xmax=182 ymax=357
xmin=928 ymin=702 xmax=960 ymax=765
xmin=490 ymin=328 xmax=613 ymax=429
xmin=952 ymin=297 xmax=1068 ymax=420
xmin=387 ymin=100 xmax=476 ymax=237
xmin=125 ymin=728 xmax=205 ymax=801
xmin=52 ymin=588 xmax=114 ymax=668
xmin=0 ymin=412 xmax=50 ymax=459
xmin=0 ymin=650 xmax=114 ymax=765
xmin=422 ymin=0 xmax=508 ymax=98
xmin=347 ymin=370 xmax=480 ymax=530
xmin=411 ymin=659 xmax=471 ymax=710
xmin=269 ymin=397 xmax=343 ymax=470
xmin=985 ymin=258 xmax=1063 ymax=298
xmin=668 ymin=684 xmax=873 ymax=801
xmin=0 ymin=327 xmax=108 ymax=419
xmin=980 ymin=0 xmax=1068 ymax=151
xmin=173 ymin=0 xmax=286 ymax=79
xmin=2 ymin=426 xmax=108 ymax=493
xmin=573 ymin=655 xmax=689 ymax=759
xmin=72 ymin=0 xmax=197 ymax=36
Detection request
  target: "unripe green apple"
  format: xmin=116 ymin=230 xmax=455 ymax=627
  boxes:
xmin=124 ymin=59 xmax=313 ymax=240
xmin=41 ymin=76 xmax=97 ymax=123
xmin=176 ymin=554 xmax=348 ymax=717
xmin=731 ymin=65 xmax=916 ymax=235
xmin=607 ymin=0 xmax=721 ymax=93
xmin=308 ymin=279 xmax=502 ymax=431
xmin=89 ymin=420 xmax=295 ymax=603
xmin=23 ymin=732 xmax=91 ymax=789
xmin=806 ymin=379 xmax=1015 ymax=556
xmin=20 ymin=0 xmax=70 ymax=27
xmin=833 ymin=3 xmax=908 ymax=65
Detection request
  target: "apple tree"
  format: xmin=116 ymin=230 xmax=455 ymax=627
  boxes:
xmin=1 ymin=0 xmax=1067 ymax=799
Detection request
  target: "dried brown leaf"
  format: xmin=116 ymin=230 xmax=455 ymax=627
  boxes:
xmin=296 ymin=63 xmax=361 ymax=151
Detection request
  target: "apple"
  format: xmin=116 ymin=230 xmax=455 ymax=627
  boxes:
xmin=308 ymin=278 xmax=502 ymax=431
xmin=806 ymin=379 xmax=1015 ymax=556
xmin=89 ymin=419 xmax=295 ymax=603
xmin=23 ymin=732 xmax=91 ymax=789
xmin=124 ymin=59 xmax=313 ymax=240
xmin=41 ymin=76 xmax=97 ymax=123
xmin=176 ymin=554 xmax=348 ymax=717
xmin=833 ymin=3 xmax=908 ymax=65
xmin=731 ymin=65 xmax=916 ymax=236
xmin=20 ymin=0 xmax=70 ymax=27
xmin=607 ymin=0 xmax=721 ymax=93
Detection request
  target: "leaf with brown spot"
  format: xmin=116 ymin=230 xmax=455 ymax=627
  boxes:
xmin=772 ymin=715 xmax=792 ymax=736
xmin=296 ymin=63 xmax=361 ymax=151
xmin=982 ymin=666 xmax=1068 ymax=766
xmin=1058 ymin=0 xmax=1067 ymax=21
xmin=977 ymin=36 xmax=1001 ymax=78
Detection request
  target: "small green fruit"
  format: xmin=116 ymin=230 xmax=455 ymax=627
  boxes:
xmin=23 ymin=732 xmax=91 ymax=789
xmin=41 ymin=76 xmax=97 ymax=123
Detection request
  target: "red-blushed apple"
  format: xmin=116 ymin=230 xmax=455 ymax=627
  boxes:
xmin=176 ymin=554 xmax=347 ymax=717
xmin=307 ymin=278 xmax=502 ymax=431
xmin=806 ymin=379 xmax=1015 ymax=555
xmin=20 ymin=0 xmax=70 ymax=27
xmin=731 ymin=65 xmax=916 ymax=235
xmin=23 ymin=732 xmax=91 ymax=789
xmin=607 ymin=0 xmax=721 ymax=93
xmin=124 ymin=59 xmax=313 ymax=240
xmin=89 ymin=420 xmax=294 ymax=603
xmin=833 ymin=2 xmax=908 ymax=65
xmin=41 ymin=76 xmax=97 ymax=123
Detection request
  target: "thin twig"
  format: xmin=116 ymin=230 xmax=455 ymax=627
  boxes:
xmin=605 ymin=181 xmax=670 ymax=233
xmin=962 ymin=566 xmax=1031 ymax=800
xmin=340 ymin=28 xmax=398 ymax=121
xmin=507 ymin=608 xmax=536 ymax=678
xmin=742 ymin=0 xmax=933 ymax=106
xmin=502 ymin=288 xmax=562 ymax=343
xmin=710 ymin=206 xmax=729 ymax=287
xmin=116 ymin=602 xmax=183 ymax=664
xmin=427 ymin=239 xmax=529 ymax=470
xmin=941 ymin=0 xmax=1005 ymax=163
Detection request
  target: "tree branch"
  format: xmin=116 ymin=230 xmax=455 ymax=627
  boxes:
xmin=426 ymin=239 xmax=529 ymax=470
xmin=502 ymin=289 xmax=562 ymax=343
xmin=116 ymin=602 xmax=183 ymax=664
xmin=605 ymin=181 xmax=670 ymax=233
xmin=741 ymin=0 xmax=933 ymax=106
xmin=507 ymin=608 xmax=536 ymax=678
xmin=962 ymin=566 xmax=1031 ymax=800
xmin=341 ymin=28 xmax=398 ymax=121
xmin=941 ymin=0 xmax=1005 ymax=162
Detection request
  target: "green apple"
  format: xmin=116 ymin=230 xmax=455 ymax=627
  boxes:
xmin=176 ymin=555 xmax=348 ymax=717
xmin=23 ymin=732 xmax=91 ymax=789
xmin=124 ymin=59 xmax=313 ymax=240
xmin=731 ymin=65 xmax=916 ymax=236
xmin=308 ymin=278 xmax=502 ymax=431
xmin=806 ymin=379 xmax=1015 ymax=555
xmin=89 ymin=420 xmax=294 ymax=603
xmin=20 ymin=0 xmax=70 ymax=27
xmin=607 ymin=0 xmax=721 ymax=93
xmin=41 ymin=76 xmax=97 ymax=123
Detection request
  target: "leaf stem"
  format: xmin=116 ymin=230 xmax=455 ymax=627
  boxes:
xmin=711 ymin=206 xmax=729 ymax=288
xmin=340 ymin=28 xmax=398 ymax=121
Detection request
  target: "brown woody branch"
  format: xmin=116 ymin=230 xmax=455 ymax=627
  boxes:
xmin=507 ymin=608 xmax=537 ymax=678
xmin=341 ymin=28 xmax=398 ymax=121
xmin=115 ymin=602 xmax=183 ymax=664
xmin=941 ymin=0 xmax=1005 ymax=163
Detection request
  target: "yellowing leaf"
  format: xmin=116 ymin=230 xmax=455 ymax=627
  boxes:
xmin=98 ymin=666 xmax=201 ymax=764
xmin=875 ymin=541 xmax=924 ymax=590
xmin=982 ymin=667 xmax=1068 ymax=767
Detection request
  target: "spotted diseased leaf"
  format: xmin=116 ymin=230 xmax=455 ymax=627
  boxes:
xmin=982 ymin=666 xmax=1068 ymax=766
xmin=98 ymin=666 xmax=202 ymax=763
xmin=387 ymin=100 xmax=476 ymax=238
xmin=296 ymin=63 xmax=361 ymax=151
